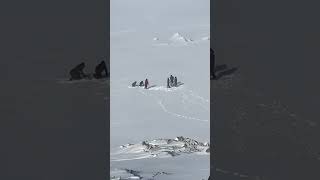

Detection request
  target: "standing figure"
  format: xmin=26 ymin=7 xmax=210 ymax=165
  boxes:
xmin=144 ymin=78 xmax=149 ymax=89
xmin=174 ymin=77 xmax=178 ymax=87
xmin=94 ymin=60 xmax=109 ymax=79
xmin=167 ymin=78 xmax=170 ymax=88
xmin=69 ymin=62 xmax=86 ymax=80
xmin=210 ymin=48 xmax=216 ymax=79
xmin=170 ymin=75 xmax=174 ymax=86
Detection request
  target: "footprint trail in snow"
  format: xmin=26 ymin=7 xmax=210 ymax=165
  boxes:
xmin=132 ymin=85 xmax=210 ymax=122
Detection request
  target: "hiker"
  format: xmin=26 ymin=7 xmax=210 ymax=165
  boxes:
xmin=69 ymin=62 xmax=87 ymax=80
xmin=132 ymin=81 xmax=137 ymax=87
xmin=93 ymin=60 xmax=109 ymax=79
xmin=144 ymin=78 xmax=149 ymax=89
xmin=167 ymin=78 xmax=170 ymax=88
xmin=139 ymin=81 xmax=144 ymax=86
xmin=170 ymin=75 xmax=174 ymax=86
xmin=210 ymin=48 xmax=216 ymax=79
xmin=174 ymin=77 xmax=178 ymax=87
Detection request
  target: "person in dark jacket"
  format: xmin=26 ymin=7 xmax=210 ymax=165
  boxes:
xmin=174 ymin=77 xmax=178 ymax=87
xmin=93 ymin=60 xmax=109 ymax=79
xmin=170 ymin=75 xmax=174 ymax=85
xmin=167 ymin=78 xmax=170 ymax=88
xmin=210 ymin=48 xmax=216 ymax=79
xmin=69 ymin=62 xmax=86 ymax=80
xmin=132 ymin=81 xmax=137 ymax=87
xmin=144 ymin=78 xmax=149 ymax=89
xmin=139 ymin=81 xmax=144 ymax=86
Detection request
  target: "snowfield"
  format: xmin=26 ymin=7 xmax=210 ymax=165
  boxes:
xmin=110 ymin=0 xmax=210 ymax=179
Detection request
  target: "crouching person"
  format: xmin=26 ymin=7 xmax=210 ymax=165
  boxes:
xmin=69 ymin=62 xmax=86 ymax=81
xmin=94 ymin=60 xmax=109 ymax=79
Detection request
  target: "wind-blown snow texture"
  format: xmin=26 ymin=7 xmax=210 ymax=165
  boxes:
xmin=110 ymin=0 xmax=210 ymax=179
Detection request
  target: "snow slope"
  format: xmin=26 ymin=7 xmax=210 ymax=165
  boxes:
xmin=110 ymin=0 xmax=210 ymax=179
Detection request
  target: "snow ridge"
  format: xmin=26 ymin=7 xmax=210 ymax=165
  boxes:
xmin=111 ymin=136 xmax=210 ymax=162
xmin=169 ymin=32 xmax=192 ymax=43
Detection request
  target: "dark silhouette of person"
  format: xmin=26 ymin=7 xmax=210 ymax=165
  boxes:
xmin=93 ymin=61 xmax=109 ymax=79
xmin=69 ymin=62 xmax=86 ymax=80
xmin=132 ymin=81 xmax=137 ymax=87
xmin=167 ymin=78 xmax=170 ymax=88
xmin=139 ymin=81 xmax=144 ymax=86
xmin=170 ymin=75 xmax=174 ymax=85
xmin=210 ymin=48 xmax=216 ymax=79
xmin=174 ymin=76 xmax=178 ymax=87
xmin=144 ymin=78 xmax=149 ymax=89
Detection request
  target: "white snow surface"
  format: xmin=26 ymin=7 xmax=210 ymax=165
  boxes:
xmin=111 ymin=0 xmax=210 ymax=179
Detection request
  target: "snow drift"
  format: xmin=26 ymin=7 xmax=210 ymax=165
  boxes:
xmin=111 ymin=136 xmax=210 ymax=162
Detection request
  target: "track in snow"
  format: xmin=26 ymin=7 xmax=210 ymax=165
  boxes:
xmin=129 ymin=84 xmax=210 ymax=122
